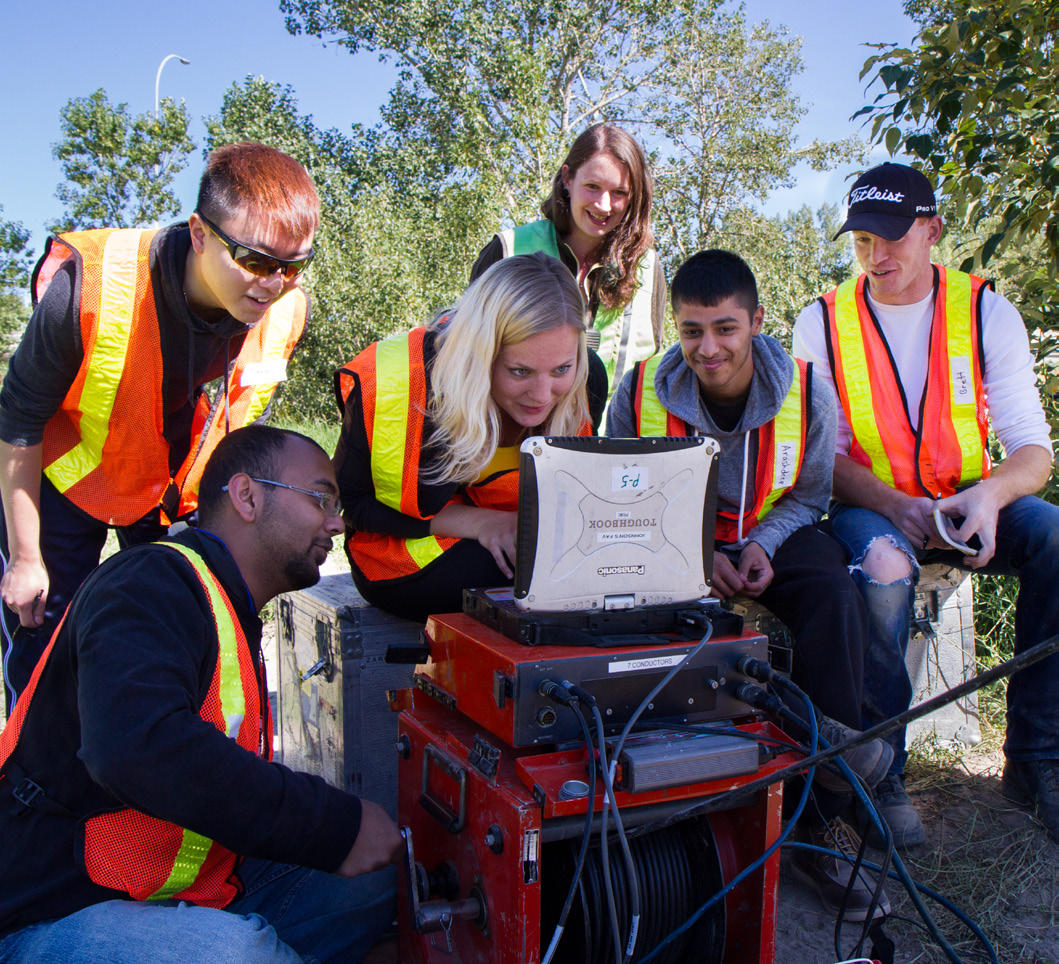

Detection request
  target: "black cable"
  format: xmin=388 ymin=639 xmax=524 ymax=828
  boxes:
xmin=754 ymin=672 xmax=970 ymax=962
xmin=541 ymin=699 xmax=597 ymax=964
xmin=627 ymin=631 xmax=1059 ymax=839
xmin=785 ymin=841 xmax=999 ymax=964
xmin=592 ymin=703 xmax=639 ymax=964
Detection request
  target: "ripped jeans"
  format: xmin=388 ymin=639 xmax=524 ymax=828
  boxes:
xmin=830 ymin=497 xmax=1059 ymax=774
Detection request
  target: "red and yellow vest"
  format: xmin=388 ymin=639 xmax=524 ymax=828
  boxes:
xmin=821 ymin=266 xmax=991 ymax=498
xmin=337 ymin=328 xmax=521 ymax=581
xmin=0 ymin=542 xmax=269 ymax=908
xmin=337 ymin=327 xmax=593 ymax=581
xmin=36 ymin=228 xmax=307 ymax=526
xmin=632 ymin=354 xmax=810 ymax=543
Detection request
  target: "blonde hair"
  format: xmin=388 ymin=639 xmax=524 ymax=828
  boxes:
xmin=427 ymin=252 xmax=589 ymax=485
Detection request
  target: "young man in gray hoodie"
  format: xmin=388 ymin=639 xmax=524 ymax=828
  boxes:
xmin=607 ymin=249 xmax=889 ymax=920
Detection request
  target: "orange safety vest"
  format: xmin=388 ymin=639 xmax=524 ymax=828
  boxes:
xmin=337 ymin=328 xmax=517 ymax=581
xmin=632 ymin=354 xmax=810 ymax=543
xmin=821 ymin=266 xmax=991 ymax=499
xmin=0 ymin=542 xmax=270 ymax=908
xmin=336 ymin=327 xmax=590 ymax=581
xmin=36 ymin=228 xmax=307 ymax=526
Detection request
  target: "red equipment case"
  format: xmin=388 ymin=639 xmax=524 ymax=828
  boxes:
xmin=397 ymin=614 xmax=800 ymax=963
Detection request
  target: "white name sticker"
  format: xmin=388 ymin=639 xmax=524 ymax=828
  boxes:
xmin=241 ymin=359 xmax=289 ymax=386
xmin=950 ymin=357 xmax=974 ymax=405
xmin=774 ymin=441 xmax=797 ymax=488
xmin=608 ymin=653 xmax=686 ymax=674
xmin=612 ymin=465 xmax=647 ymax=492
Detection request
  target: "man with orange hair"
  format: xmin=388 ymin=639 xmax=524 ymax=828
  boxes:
xmin=0 ymin=142 xmax=318 ymax=709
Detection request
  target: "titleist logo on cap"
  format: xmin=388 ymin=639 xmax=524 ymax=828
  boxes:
xmin=850 ymin=186 xmax=905 ymax=205
xmin=833 ymin=162 xmax=937 ymax=240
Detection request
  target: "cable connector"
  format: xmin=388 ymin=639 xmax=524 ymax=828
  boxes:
xmin=539 ymin=679 xmax=576 ymax=705
xmin=736 ymin=654 xmax=775 ymax=683
xmin=734 ymin=680 xmax=784 ymax=715
xmin=566 ymin=682 xmax=597 ymax=707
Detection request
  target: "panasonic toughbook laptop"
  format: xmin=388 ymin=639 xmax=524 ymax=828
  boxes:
xmin=511 ymin=436 xmax=719 ymax=612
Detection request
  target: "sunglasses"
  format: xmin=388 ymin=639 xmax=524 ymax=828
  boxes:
xmin=197 ymin=212 xmax=315 ymax=281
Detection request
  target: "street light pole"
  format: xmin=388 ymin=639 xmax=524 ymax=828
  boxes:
xmin=154 ymin=54 xmax=190 ymax=118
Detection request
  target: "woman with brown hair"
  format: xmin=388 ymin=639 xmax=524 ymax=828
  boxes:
xmin=471 ymin=123 xmax=666 ymax=397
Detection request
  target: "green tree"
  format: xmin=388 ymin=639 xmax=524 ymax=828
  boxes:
xmin=0 ymin=207 xmax=33 ymax=363
xmin=719 ymin=203 xmax=855 ymax=343
xmin=860 ymin=0 xmax=1059 ymax=358
xmin=205 ymin=77 xmax=479 ymax=422
xmin=52 ymin=88 xmax=195 ymax=230
xmin=648 ymin=12 xmax=860 ymax=265
xmin=280 ymin=0 xmax=860 ymax=264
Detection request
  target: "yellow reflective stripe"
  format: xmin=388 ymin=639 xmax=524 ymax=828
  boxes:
xmin=164 ymin=543 xmax=243 ymax=732
xmin=405 ymin=534 xmax=446 ymax=568
xmin=637 ymin=356 xmax=669 ymax=437
xmin=240 ymin=294 xmax=298 ymax=425
xmin=369 ymin=333 xmax=450 ymax=570
xmin=45 ymin=230 xmax=142 ymax=494
xmin=146 ymin=543 xmax=246 ymax=900
xmin=760 ymin=367 xmax=804 ymax=518
xmin=149 ymin=828 xmax=215 ymax=900
xmin=942 ymin=270 xmax=982 ymax=486
xmin=833 ymin=280 xmax=896 ymax=489
xmin=371 ymin=334 xmax=412 ymax=511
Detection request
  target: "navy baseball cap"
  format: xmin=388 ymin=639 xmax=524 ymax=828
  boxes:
xmin=834 ymin=162 xmax=938 ymax=240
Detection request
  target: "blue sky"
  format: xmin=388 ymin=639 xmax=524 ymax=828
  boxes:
xmin=0 ymin=0 xmax=916 ymax=256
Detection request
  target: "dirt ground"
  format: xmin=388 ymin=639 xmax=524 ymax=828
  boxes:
xmin=774 ymin=739 xmax=1059 ymax=964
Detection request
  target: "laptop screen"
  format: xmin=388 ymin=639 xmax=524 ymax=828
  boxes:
xmin=513 ymin=436 xmax=719 ymax=612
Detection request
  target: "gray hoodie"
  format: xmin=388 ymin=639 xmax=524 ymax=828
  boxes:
xmin=606 ymin=333 xmax=837 ymax=558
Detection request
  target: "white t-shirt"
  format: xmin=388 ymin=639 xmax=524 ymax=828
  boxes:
xmin=792 ymin=280 xmax=1052 ymax=458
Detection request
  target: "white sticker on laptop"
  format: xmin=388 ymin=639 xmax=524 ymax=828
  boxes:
xmin=612 ymin=465 xmax=647 ymax=492
xmin=950 ymin=357 xmax=973 ymax=405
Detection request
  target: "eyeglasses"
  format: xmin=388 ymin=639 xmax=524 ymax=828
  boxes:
xmin=222 ymin=478 xmax=342 ymax=516
xmin=197 ymin=212 xmax=315 ymax=281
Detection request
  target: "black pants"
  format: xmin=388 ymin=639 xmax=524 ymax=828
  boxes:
xmin=1 ymin=477 xmax=167 ymax=710
xmin=751 ymin=522 xmax=871 ymax=819
xmin=757 ymin=522 xmax=869 ymax=728
xmin=347 ymin=538 xmax=509 ymax=623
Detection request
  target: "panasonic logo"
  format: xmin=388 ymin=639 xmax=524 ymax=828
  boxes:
xmin=597 ymin=565 xmax=646 ymax=577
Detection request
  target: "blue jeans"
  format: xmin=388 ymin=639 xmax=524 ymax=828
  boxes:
xmin=0 ymin=858 xmax=397 ymax=964
xmin=830 ymin=496 xmax=1059 ymax=774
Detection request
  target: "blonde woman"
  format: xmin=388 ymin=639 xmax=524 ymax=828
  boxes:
xmin=334 ymin=252 xmax=598 ymax=620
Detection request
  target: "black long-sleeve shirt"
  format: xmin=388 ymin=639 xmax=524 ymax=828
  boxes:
xmin=0 ymin=528 xmax=362 ymax=939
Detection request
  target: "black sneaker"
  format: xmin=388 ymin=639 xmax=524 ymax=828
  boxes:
xmin=811 ymin=714 xmax=895 ymax=794
xmin=790 ymin=816 xmax=892 ymax=922
xmin=1001 ymin=759 xmax=1059 ymax=843
xmin=864 ymin=772 xmax=926 ymax=848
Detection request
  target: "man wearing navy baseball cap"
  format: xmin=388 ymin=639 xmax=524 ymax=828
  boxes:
xmin=793 ymin=161 xmax=1059 ymax=847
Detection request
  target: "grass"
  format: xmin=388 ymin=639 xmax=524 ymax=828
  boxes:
xmin=888 ymin=721 xmax=1059 ymax=963
xmin=272 ymin=418 xmax=341 ymax=457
